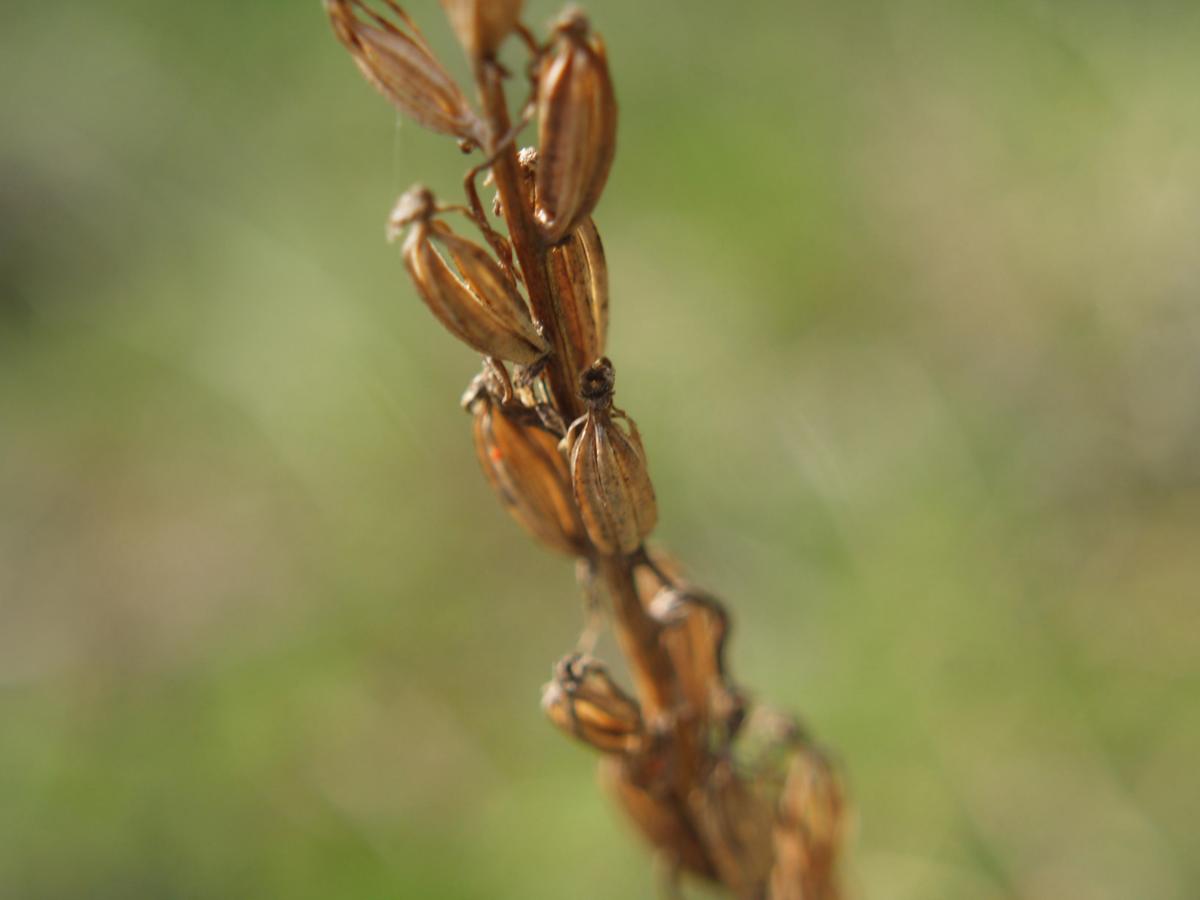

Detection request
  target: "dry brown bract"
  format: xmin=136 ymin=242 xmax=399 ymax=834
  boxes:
xmin=326 ymin=3 xmax=846 ymax=896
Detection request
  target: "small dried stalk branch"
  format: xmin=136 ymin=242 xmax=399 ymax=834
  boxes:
xmin=326 ymin=2 xmax=848 ymax=896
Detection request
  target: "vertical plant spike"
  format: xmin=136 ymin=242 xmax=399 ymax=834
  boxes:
xmin=326 ymin=3 xmax=846 ymax=897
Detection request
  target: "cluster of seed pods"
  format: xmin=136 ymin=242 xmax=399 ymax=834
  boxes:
xmin=326 ymin=2 xmax=846 ymax=896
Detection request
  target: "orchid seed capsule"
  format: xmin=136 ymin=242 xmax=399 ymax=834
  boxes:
xmin=649 ymin=587 xmax=736 ymax=730
xmin=464 ymin=375 xmax=588 ymax=557
xmin=561 ymin=359 xmax=657 ymax=555
xmin=547 ymin=213 xmax=609 ymax=374
xmin=326 ymin=0 xmax=484 ymax=145
xmin=534 ymin=9 xmax=617 ymax=243
xmin=599 ymin=756 xmax=717 ymax=881
xmin=392 ymin=186 xmax=549 ymax=364
xmin=541 ymin=654 xmax=644 ymax=754
xmin=516 ymin=148 xmax=609 ymax=374
xmin=439 ymin=0 xmax=523 ymax=60
xmin=769 ymin=746 xmax=846 ymax=900
xmin=691 ymin=759 xmax=777 ymax=894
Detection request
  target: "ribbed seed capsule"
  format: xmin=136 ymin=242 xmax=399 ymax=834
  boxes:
xmin=534 ymin=9 xmax=617 ymax=243
xmin=392 ymin=186 xmax=548 ymax=364
xmin=439 ymin=0 xmax=523 ymax=60
xmin=547 ymin=215 xmax=609 ymax=376
xmin=599 ymin=756 xmax=717 ymax=881
xmin=327 ymin=0 xmax=484 ymax=144
xmin=649 ymin=588 xmax=739 ymax=732
xmin=691 ymin=760 xmax=777 ymax=896
xmin=541 ymin=654 xmax=644 ymax=754
xmin=464 ymin=376 xmax=587 ymax=556
xmin=516 ymin=148 xmax=609 ymax=376
xmin=561 ymin=359 xmax=657 ymax=555
xmin=768 ymin=747 xmax=845 ymax=900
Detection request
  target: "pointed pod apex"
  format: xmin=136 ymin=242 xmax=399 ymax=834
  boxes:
xmin=552 ymin=6 xmax=590 ymax=39
xmin=579 ymin=357 xmax=615 ymax=404
xmin=387 ymin=184 xmax=436 ymax=241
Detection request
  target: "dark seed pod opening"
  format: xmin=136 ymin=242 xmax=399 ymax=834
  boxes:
xmin=579 ymin=357 xmax=615 ymax=403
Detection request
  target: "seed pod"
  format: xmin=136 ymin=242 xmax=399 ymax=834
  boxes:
xmin=534 ymin=9 xmax=617 ymax=243
xmin=465 ymin=377 xmax=588 ymax=556
xmin=541 ymin=654 xmax=644 ymax=754
xmin=547 ymin=215 xmax=609 ymax=374
xmin=649 ymin=587 xmax=741 ymax=734
xmin=392 ymin=186 xmax=548 ymax=364
xmin=327 ymin=0 xmax=484 ymax=144
xmin=691 ymin=759 xmax=777 ymax=896
xmin=439 ymin=0 xmax=523 ymax=60
xmin=561 ymin=359 xmax=657 ymax=555
xmin=768 ymin=746 xmax=845 ymax=900
xmin=599 ymin=755 xmax=717 ymax=881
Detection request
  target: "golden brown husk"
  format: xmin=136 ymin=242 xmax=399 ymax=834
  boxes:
xmin=400 ymin=213 xmax=548 ymax=364
xmin=599 ymin=756 xmax=717 ymax=881
xmin=470 ymin=391 xmax=587 ymax=556
xmin=547 ymin=215 xmax=609 ymax=378
xmin=534 ymin=12 xmax=617 ymax=243
xmin=541 ymin=655 xmax=644 ymax=753
xmin=326 ymin=0 xmax=483 ymax=143
xmin=768 ymin=747 xmax=846 ymax=900
xmin=563 ymin=403 xmax=658 ymax=555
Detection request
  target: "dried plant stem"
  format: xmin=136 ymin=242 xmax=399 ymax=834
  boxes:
xmin=477 ymin=60 xmax=583 ymax=418
xmin=481 ymin=56 xmax=692 ymax=784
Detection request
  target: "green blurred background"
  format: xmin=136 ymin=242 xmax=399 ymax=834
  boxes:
xmin=3 ymin=0 xmax=1198 ymax=897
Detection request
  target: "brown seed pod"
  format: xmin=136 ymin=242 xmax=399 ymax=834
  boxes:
xmin=534 ymin=9 xmax=617 ymax=243
xmin=690 ymin=759 xmax=777 ymax=896
xmin=598 ymin=756 xmax=717 ymax=881
xmin=768 ymin=746 xmax=845 ymax=900
xmin=561 ymin=359 xmax=657 ymax=556
xmin=392 ymin=186 xmax=548 ymax=364
xmin=326 ymin=0 xmax=484 ymax=145
xmin=547 ymin=214 xmax=609 ymax=375
xmin=439 ymin=0 xmax=523 ymax=60
xmin=541 ymin=654 xmax=644 ymax=754
xmin=464 ymin=375 xmax=587 ymax=556
xmin=649 ymin=587 xmax=741 ymax=735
